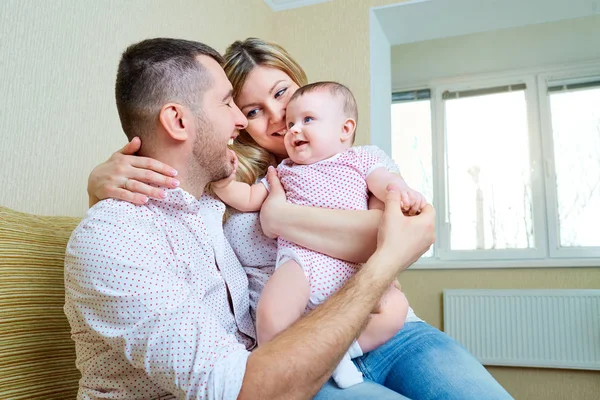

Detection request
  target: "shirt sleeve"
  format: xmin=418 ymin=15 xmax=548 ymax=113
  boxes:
xmin=354 ymin=145 xmax=401 ymax=177
xmin=64 ymin=211 xmax=250 ymax=400
xmin=259 ymin=176 xmax=270 ymax=192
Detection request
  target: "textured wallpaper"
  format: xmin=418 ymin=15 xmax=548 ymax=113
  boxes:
xmin=0 ymin=0 xmax=273 ymax=217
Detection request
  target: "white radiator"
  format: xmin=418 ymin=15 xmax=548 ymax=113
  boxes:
xmin=443 ymin=289 xmax=600 ymax=370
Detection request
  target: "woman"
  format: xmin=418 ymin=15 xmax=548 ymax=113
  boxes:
xmin=88 ymin=38 xmax=512 ymax=400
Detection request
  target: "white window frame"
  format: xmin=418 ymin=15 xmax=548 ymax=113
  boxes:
xmin=391 ymin=60 xmax=600 ymax=269
xmin=537 ymin=64 xmax=600 ymax=260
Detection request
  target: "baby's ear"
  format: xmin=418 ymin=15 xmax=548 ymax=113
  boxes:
xmin=340 ymin=118 xmax=356 ymax=143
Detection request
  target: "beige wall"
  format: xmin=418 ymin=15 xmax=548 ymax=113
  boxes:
xmin=1 ymin=0 xmax=599 ymax=398
xmin=274 ymin=1 xmax=600 ymax=399
xmin=0 ymin=0 xmax=273 ymax=217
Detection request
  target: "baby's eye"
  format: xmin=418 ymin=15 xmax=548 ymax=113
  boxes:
xmin=303 ymin=116 xmax=313 ymax=123
xmin=246 ymin=109 xmax=259 ymax=118
xmin=288 ymin=122 xmax=294 ymax=129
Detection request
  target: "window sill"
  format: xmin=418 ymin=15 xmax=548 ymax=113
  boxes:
xmin=412 ymin=258 xmax=600 ymax=269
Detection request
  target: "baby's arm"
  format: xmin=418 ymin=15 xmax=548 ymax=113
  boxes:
xmin=366 ymin=167 xmax=426 ymax=215
xmin=213 ymin=180 xmax=269 ymax=212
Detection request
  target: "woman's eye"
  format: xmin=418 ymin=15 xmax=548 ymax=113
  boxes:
xmin=247 ymin=109 xmax=259 ymax=118
xmin=303 ymin=116 xmax=313 ymax=123
xmin=275 ymin=88 xmax=287 ymax=99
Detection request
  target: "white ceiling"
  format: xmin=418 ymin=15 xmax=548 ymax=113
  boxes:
xmin=374 ymin=0 xmax=600 ymax=45
xmin=263 ymin=0 xmax=332 ymax=12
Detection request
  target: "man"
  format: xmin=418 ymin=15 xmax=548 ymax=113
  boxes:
xmin=64 ymin=38 xmax=435 ymax=399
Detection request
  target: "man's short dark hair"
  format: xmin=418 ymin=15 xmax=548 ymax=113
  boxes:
xmin=115 ymin=38 xmax=224 ymax=141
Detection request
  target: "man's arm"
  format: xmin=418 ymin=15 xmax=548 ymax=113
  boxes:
xmin=239 ymin=187 xmax=436 ymax=399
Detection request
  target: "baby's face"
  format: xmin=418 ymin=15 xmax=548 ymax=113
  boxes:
xmin=284 ymin=91 xmax=351 ymax=165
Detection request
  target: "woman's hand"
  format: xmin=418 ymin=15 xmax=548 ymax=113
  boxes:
xmin=87 ymin=137 xmax=180 ymax=207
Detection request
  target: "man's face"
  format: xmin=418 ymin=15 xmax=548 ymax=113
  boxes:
xmin=191 ymin=56 xmax=247 ymax=183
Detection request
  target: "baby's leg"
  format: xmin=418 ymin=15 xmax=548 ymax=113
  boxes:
xmin=357 ymin=284 xmax=409 ymax=352
xmin=256 ymin=259 xmax=310 ymax=345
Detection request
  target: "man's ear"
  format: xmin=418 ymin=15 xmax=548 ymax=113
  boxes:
xmin=159 ymin=103 xmax=191 ymax=141
xmin=340 ymin=118 xmax=356 ymax=143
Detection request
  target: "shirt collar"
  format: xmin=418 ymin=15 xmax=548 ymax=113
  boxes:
xmin=151 ymin=188 xmax=226 ymax=215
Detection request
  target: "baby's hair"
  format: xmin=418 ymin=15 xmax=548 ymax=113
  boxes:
xmin=290 ymin=81 xmax=358 ymax=124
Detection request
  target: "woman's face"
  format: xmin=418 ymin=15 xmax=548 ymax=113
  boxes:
xmin=235 ymin=66 xmax=299 ymax=160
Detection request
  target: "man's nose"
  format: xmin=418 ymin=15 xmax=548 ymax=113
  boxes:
xmin=232 ymin=102 xmax=248 ymax=130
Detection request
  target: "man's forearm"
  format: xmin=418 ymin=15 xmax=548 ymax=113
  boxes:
xmin=238 ymin=250 xmax=400 ymax=400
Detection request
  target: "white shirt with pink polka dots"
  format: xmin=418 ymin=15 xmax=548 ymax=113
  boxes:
xmin=64 ymin=189 xmax=255 ymax=400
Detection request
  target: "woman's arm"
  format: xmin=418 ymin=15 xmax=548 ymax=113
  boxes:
xmin=260 ymin=168 xmax=384 ymax=264
xmin=88 ymin=137 xmax=180 ymax=207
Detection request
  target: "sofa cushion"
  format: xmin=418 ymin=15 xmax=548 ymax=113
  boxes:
xmin=0 ymin=206 xmax=81 ymax=400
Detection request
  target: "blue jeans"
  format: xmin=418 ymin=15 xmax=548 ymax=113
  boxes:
xmin=315 ymin=322 xmax=513 ymax=399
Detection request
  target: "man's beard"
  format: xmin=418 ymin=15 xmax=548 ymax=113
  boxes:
xmin=191 ymin=112 xmax=234 ymax=183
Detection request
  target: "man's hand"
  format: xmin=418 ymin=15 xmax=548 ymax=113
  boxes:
xmin=259 ymin=166 xmax=289 ymax=239
xmin=377 ymin=184 xmax=435 ymax=270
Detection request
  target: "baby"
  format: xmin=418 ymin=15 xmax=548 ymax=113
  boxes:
xmin=214 ymin=81 xmax=426 ymax=388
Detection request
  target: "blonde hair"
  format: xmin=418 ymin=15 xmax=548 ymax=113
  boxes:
xmin=223 ymin=38 xmax=308 ymax=185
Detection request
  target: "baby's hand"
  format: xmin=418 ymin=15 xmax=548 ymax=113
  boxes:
xmin=212 ymin=150 xmax=238 ymax=189
xmin=400 ymin=188 xmax=427 ymax=216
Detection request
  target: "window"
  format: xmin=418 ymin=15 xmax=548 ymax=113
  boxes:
xmin=444 ymin=85 xmax=534 ymax=251
xmin=547 ymin=81 xmax=600 ymax=249
xmin=391 ymin=62 xmax=600 ymax=267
